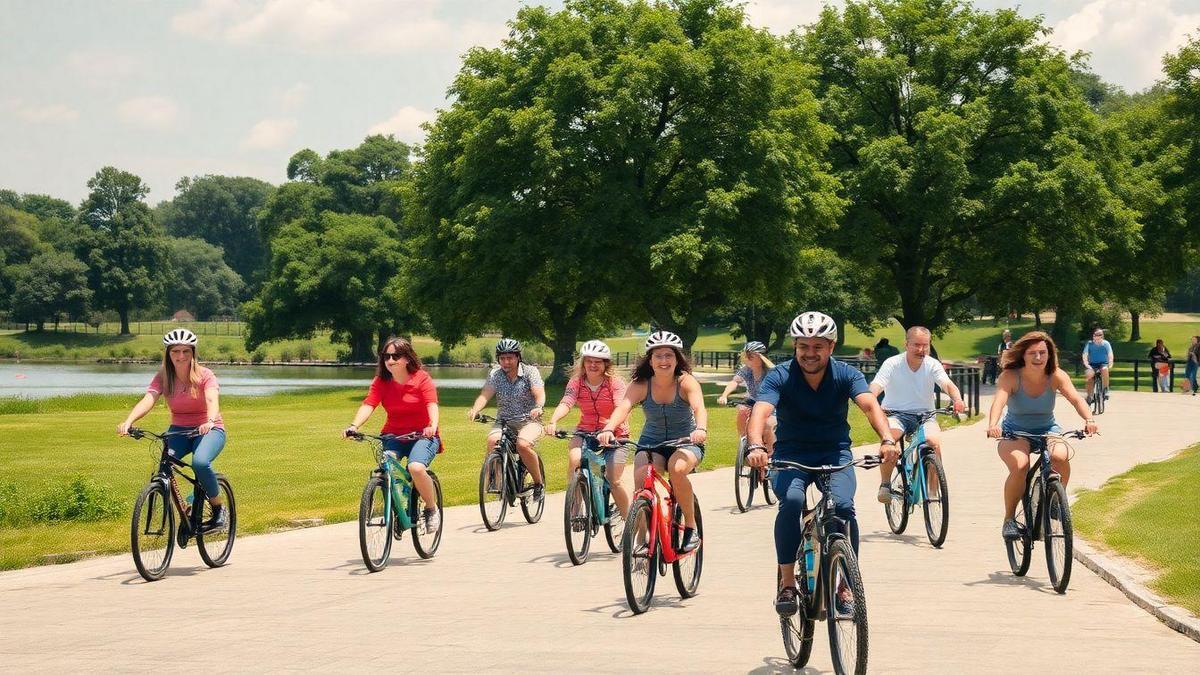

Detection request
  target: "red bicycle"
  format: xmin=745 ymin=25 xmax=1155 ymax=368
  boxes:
xmin=616 ymin=437 xmax=704 ymax=614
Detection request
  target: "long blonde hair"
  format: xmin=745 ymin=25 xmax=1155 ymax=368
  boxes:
xmin=571 ymin=355 xmax=616 ymax=382
xmin=160 ymin=346 xmax=203 ymax=397
xmin=744 ymin=350 xmax=775 ymax=373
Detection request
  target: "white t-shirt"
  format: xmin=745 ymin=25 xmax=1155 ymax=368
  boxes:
xmin=873 ymin=354 xmax=952 ymax=412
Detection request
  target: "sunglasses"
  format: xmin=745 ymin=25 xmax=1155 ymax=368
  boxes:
xmin=383 ymin=353 xmax=404 ymax=361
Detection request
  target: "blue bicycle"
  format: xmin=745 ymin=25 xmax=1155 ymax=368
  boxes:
xmin=882 ymin=407 xmax=956 ymax=547
xmin=554 ymin=430 xmax=625 ymax=564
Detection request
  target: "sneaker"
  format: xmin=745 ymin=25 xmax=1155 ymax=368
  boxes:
xmin=679 ymin=526 xmax=700 ymax=553
xmin=1002 ymin=518 xmax=1022 ymax=541
xmin=423 ymin=508 xmax=440 ymax=534
xmin=1085 ymin=394 xmax=1094 ymax=405
xmin=835 ymin=583 xmax=856 ymax=616
xmin=877 ymin=483 xmax=892 ymax=504
xmin=203 ymin=505 xmax=228 ymax=532
xmin=775 ymin=585 xmax=799 ymax=617
xmin=176 ymin=522 xmax=191 ymax=549
xmin=393 ymin=515 xmax=405 ymax=541
xmin=532 ymin=483 xmax=545 ymax=502
xmin=1104 ymin=393 xmax=1110 ymax=400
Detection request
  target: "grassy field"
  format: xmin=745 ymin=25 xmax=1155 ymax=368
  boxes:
xmin=1073 ymin=444 xmax=1200 ymax=615
xmin=0 ymin=384 xmax=977 ymax=570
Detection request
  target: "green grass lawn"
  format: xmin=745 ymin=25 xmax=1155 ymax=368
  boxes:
xmin=1073 ymin=444 xmax=1200 ymax=615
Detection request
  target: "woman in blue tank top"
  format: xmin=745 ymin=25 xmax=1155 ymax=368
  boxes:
xmin=600 ymin=331 xmax=708 ymax=553
xmin=986 ymin=331 xmax=1097 ymax=541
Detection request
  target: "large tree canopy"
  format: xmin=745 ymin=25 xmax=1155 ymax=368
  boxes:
xmin=8 ymin=251 xmax=92 ymax=331
xmin=163 ymin=237 xmax=245 ymax=320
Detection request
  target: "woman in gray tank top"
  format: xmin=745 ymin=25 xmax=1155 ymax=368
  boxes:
xmin=600 ymin=331 xmax=708 ymax=553
xmin=986 ymin=331 xmax=1097 ymax=541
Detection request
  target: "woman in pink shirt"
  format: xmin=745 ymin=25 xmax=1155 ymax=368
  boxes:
xmin=544 ymin=340 xmax=631 ymax=519
xmin=117 ymin=329 xmax=228 ymax=529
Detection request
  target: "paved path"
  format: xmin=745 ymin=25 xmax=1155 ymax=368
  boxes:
xmin=3 ymin=392 xmax=1200 ymax=672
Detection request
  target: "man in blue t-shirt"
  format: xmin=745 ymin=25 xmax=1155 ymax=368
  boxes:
xmin=1082 ymin=328 xmax=1114 ymax=403
xmin=746 ymin=311 xmax=895 ymax=618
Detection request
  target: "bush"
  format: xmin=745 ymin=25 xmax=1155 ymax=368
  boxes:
xmin=118 ymin=346 xmax=136 ymax=359
xmin=436 ymin=347 xmax=452 ymax=364
xmin=250 ymin=347 xmax=267 ymax=364
xmin=295 ymin=343 xmax=315 ymax=361
xmin=0 ymin=398 xmax=40 ymax=415
xmin=279 ymin=348 xmax=294 ymax=363
xmin=0 ymin=480 xmax=22 ymax=525
xmin=479 ymin=345 xmax=493 ymax=364
xmin=26 ymin=476 xmax=123 ymax=523
xmin=215 ymin=343 xmax=234 ymax=358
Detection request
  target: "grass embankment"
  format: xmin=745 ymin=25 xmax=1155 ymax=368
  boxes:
xmin=0 ymin=383 xmax=976 ymax=569
xmin=1073 ymin=444 xmax=1200 ymax=615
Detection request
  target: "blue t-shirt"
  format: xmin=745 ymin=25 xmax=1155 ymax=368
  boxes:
xmin=757 ymin=358 xmax=870 ymax=455
xmin=1084 ymin=340 xmax=1113 ymax=365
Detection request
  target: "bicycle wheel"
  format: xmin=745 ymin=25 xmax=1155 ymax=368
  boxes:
xmin=780 ymin=567 xmax=815 ymax=668
xmin=734 ymin=437 xmax=753 ymax=512
xmin=478 ymin=452 xmax=507 ymax=531
xmin=826 ymin=538 xmax=869 ymax=675
xmin=920 ymin=454 xmax=949 ymax=548
xmin=1029 ymin=474 xmax=1044 ymax=540
xmin=762 ymin=467 xmax=776 ymax=505
xmin=359 ymin=475 xmax=393 ymax=572
xmin=1006 ymin=488 xmax=1033 ymax=576
xmin=884 ymin=466 xmax=908 ymax=534
xmin=197 ymin=476 xmax=237 ymax=568
xmin=1044 ymin=480 xmax=1074 ymax=594
xmin=672 ymin=496 xmax=703 ymax=599
xmin=564 ymin=473 xmax=592 ymax=565
xmin=621 ymin=497 xmax=657 ymax=614
xmin=412 ymin=472 xmax=444 ymax=559
xmin=520 ymin=453 xmax=546 ymax=524
xmin=130 ymin=481 xmax=175 ymax=582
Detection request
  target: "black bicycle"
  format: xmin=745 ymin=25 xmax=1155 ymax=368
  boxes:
xmin=729 ymin=398 xmax=775 ymax=512
xmin=126 ymin=427 xmax=237 ymax=582
xmin=1089 ymin=366 xmax=1107 ymax=415
xmin=475 ymin=414 xmax=546 ymax=530
xmin=882 ymin=407 xmax=956 ymax=547
xmin=1003 ymin=430 xmax=1086 ymax=594
xmin=770 ymin=455 xmax=881 ymax=675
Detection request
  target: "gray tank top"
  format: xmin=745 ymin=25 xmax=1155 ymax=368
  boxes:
xmin=639 ymin=380 xmax=696 ymax=445
xmin=1005 ymin=374 xmax=1056 ymax=430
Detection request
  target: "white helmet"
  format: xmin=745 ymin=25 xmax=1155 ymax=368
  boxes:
xmin=579 ymin=339 xmax=611 ymax=360
xmin=163 ymin=328 xmax=198 ymax=347
xmin=788 ymin=312 xmax=837 ymax=341
xmin=644 ymin=330 xmax=684 ymax=351
xmin=743 ymin=341 xmax=767 ymax=354
xmin=495 ymin=338 xmax=521 ymax=356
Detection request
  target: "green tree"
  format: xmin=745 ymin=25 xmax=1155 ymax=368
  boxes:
xmin=0 ymin=205 xmax=48 ymax=313
xmin=76 ymin=167 xmax=167 ymax=335
xmin=163 ymin=237 xmax=245 ymax=320
xmin=156 ymin=175 xmax=273 ymax=291
xmin=8 ymin=251 xmax=92 ymax=331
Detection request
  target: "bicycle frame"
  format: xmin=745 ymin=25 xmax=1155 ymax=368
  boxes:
xmin=478 ymin=415 xmax=535 ymax=504
xmin=353 ymin=431 xmax=428 ymax=531
xmin=626 ymin=441 xmax=697 ymax=566
xmin=891 ymin=408 xmax=953 ymax=508
xmin=133 ymin=429 xmax=209 ymax=538
xmin=577 ymin=434 xmax=613 ymax=527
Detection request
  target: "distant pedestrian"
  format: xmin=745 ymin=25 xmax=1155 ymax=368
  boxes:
xmin=874 ymin=338 xmax=899 ymax=363
xmin=1148 ymin=339 xmax=1171 ymax=393
xmin=1184 ymin=335 xmax=1199 ymax=396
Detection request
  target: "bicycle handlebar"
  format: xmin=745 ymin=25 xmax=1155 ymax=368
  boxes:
xmin=884 ymin=405 xmax=962 ymax=422
xmin=768 ymin=455 xmax=882 ymax=473
xmin=127 ymin=427 xmax=198 ymax=441
xmin=611 ymin=437 xmax=693 ymax=451
xmin=345 ymin=430 xmax=424 ymax=443
xmin=1000 ymin=429 xmax=1088 ymax=441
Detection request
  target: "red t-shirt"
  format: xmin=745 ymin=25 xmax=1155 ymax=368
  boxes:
xmin=363 ymin=369 xmax=438 ymax=435
xmin=148 ymin=366 xmax=224 ymax=429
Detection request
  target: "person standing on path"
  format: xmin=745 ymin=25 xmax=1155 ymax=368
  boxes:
xmin=467 ymin=338 xmax=547 ymax=499
xmin=986 ymin=331 xmax=1097 ymax=541
xmin=1184 ymin=335 xmax=1199 ymax=395
xmin=1148 ymin=339 xmax=1172 ymax=393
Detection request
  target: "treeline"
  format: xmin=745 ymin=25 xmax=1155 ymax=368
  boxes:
xmin=2 ymin=0 xmax=1199 ymax=380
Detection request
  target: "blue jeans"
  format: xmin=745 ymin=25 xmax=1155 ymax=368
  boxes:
xmin=382 ymin=436 xmax=440 ymax=468
xmin=772 ymin=446 xmax=858 ymax=565
xmin=1185 ymin=362 xmax=1197 ymax=391
xmin=166 ymin=425 xmax=225 ymax=499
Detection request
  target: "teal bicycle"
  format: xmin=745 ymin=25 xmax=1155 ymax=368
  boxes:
xmin=553 ymin=430 xmax=625 ymax=565
xmin=348 ymin=431 xmax=444 ymax=571
xmin=881 ymin=407 xmax=955 ymax=548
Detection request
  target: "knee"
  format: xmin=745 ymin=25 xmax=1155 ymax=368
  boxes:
xmin=668 ymin=462 xmax=690 ymax=481
xmin=192 ymin=455 xmax=212 ymax=472
xmin=409 ymin=462 xmax=428 ymax=478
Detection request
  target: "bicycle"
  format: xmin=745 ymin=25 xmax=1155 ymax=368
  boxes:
xmin=729 ymin=398 xmax=775 ymax=512
xmin=553 ymin=430 xmax=624 ymax=564
xmin=770 ymin=455 xmax=881 ymax=675
xmin=126 ymin=427 xmax=237 ymax=582
xmin=474 ymin=414 xmax=546 ymax=530
xmin=615 ymin=437 xmax=704 ymax=614
xmin=347 ymin=431 xmax=444 ymax=572
xmin=881 ymin=407 xmax=956 ymax=547
xmin=1002 ymin=429 xmax=1086 ymax=594
xmin=1090 ymin=368 xmax=1107 ymax=415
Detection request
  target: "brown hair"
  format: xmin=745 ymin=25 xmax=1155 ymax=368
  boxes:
xmin=1001 ymin=330 xmax=1057 ymax=375
xmin=633 ymin=346 xmax=692 ymax=383
xmin=160 ymin=345 xmax=202 ymax=398
xmin=571 ymin=354 xmax=616 ymax=381
xmin=376 ymin=337 xmax=422 ymax=380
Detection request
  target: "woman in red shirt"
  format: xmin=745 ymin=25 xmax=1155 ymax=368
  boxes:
xmin=345 ymin=337 xmax=441 ymax=530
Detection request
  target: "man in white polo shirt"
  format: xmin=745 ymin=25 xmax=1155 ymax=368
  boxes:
xmin=868 ymin=326 xmax=966 ymax=503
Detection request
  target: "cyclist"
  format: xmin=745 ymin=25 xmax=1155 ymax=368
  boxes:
xmin=745 ymin=312 xmax=894 ymax=615
xmin=344 ymin=337 xmax=442 ymax=533
xmin=467 ymin=338 xmax=546 ymax=500
xmin=598 ymin=331 xmax=707 ymax=553
xmin=116 ymin=329 xmax=227 ymax=532
xmin=868 ymin=326 xmax=966 ymax=503
xmin=1082 ymin=328 xmax=1113 ymax=404
xmin=716 ymin=341 xmax=777 ymax=451
xmin=986 ymin=331 xmax=1096 ymax=541
xmin=544 ymin=339 xmax=631 ymax=519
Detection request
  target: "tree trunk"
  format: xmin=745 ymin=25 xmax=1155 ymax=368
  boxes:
xmin=349 ymin=331 xmax=374 ymax=363
xmin=1034 ymin=312 xmax=1042 ymax=328
xmin=118 ymin=307 xmax=131 ymax=335
xmin=546 ymin=334 xmax=578 ymax=386
xmin=1050 ymin=305 xmax=1079 ymax=357
xmin=35 ymin=321 xmax=45 ymax=332
xmin=1130 ymin=311 xmax=1141 ymax=341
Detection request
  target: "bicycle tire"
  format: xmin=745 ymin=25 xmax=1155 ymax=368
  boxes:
xmin=197 ymin=475 xmax=237 ymax=568
xmin=359 ymin=475 xmax=393 ymax=572
xmin=734 ymin=436 xmax=753 ymax=512
xmin=780 ymin=566 xmax=815 ymax=668
xmin=131 ymin=481 xmax=175 ymax=582
xmin=603 ymin=484 xmax=624 ymax=553
xmin=884 ymin=464 xmax=909 ymax=534
xmin=520 ymin=453 xmax=546 ymax=524
xmin=920 ymin=454 xmax=949 ymax=548
xmin=1029 ymin=474 xmax=1044 ymax=540
xmin=412 ymin=471 xmax=444 ymax=559
xmin=1006 ymin=487 xmax=1033 ymax=576
xmin=478 ymin=452 xmax=507 ymax=531
xmin=621 ymin=497 xmax=657 ymax=614
xmin=826 ymin=538 xmax=869 ymax=675
xmin=1044 ymin=480 xmax=1073 ymax=593
xmin=672 ymin=497 xmax=703 ymax=598
xmin=763 ymin=467 xmax=776 ymax=505
xmin=564 ymin=473 xmax=592 ymax=565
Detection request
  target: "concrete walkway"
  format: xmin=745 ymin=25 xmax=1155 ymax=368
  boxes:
xmin=2 ymin=391 xmax=1199 ymax=672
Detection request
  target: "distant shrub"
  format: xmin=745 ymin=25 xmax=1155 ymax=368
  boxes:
xmin=295 ymin=343 xmax=315 ymax=361
xmin=27 ymin=476 xmax=123 ymax=523
xmin=279 ymin=348 xmax=294 ymax=363
xmin=250 ymin=347 xmax=267 ymax=364
xmin=0 ymin=480 xmax=22 ymax=525
xmin=0 ymin=398 xmax=40 ymax=415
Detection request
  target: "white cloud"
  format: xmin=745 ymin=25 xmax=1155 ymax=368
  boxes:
xmin=171 ymin=0 xmax=508 ymax=54
xmin=367 ymin=106 xmax=434 ymax=143
xmin=5 ymin=100 xmax=80 ymax=123
xmin=240 ymin=117 xmax=299 ymax=150
xmin=64 ymin=49 xmax=140 ymax=82
xmin=117 ymin=96 xmax=180 ymax=130
xmin=281 ymin=82 xmax=310 ymax=109
xmin=742 ymin=0 xmax=827 ymax=35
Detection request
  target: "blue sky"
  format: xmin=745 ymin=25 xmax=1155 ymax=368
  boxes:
xmin=3 ymin=0 xmax=1198 ymax=205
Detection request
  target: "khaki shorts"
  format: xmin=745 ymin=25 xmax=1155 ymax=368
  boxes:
xmin=489 ymin=418 xmax=543 ymax=446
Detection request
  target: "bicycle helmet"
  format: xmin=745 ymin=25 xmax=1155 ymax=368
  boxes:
xmin=644 ymin=330 xmax=684 ymax=351
xmin=495 ymin=338 xmax=522 ymax=356
xmin=579 ymin=339 xmax=611 ymax=360
xmin=163 ymin=328 xmax=198 ymax=347
xmin=743 ymin=341 xmax=767 ymax=354
xmin=788 ymin=312 xmax=838 ymax=341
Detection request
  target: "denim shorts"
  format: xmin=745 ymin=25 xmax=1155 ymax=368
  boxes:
xmin=1001 ymin=419 xmax=1062 ymax=437
xmin=383 ymin=436 xmax=440 ymax=467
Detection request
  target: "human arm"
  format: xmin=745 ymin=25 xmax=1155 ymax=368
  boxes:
xmin=680 ymin=374 xmax=708 ymax=445
xmin=597 ymin=381 xmax=645 ymax=446
xmin=854 ymin=391 xmax=898 ymax=463
xmin=424 ymin=403 xmax=440 ymax=438
xmin=345 ymin=403 xmax=376 ymax=438
xmin=117 ymin=392 xmax=160 ymax=435
xmin=197 ymin=383 xmax=221 ymax=436
xmin=745 ymin=401 xmax=776 ymax=468
xmin=466 ymin=384 xmax=495 ymax=420
xmin=716 ymin=373 xmax=744 ymax=406
xmin=987 ymin=371 xmax=1012 ymax=438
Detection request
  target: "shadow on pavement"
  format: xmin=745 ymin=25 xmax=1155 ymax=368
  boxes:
xmin=749 ymin=656 xmax=825 ymax=674
xmin=962 ymin=570 xmax=1055 ymax=593
xmin=859 ymin=531 xmax=931 ymax=548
